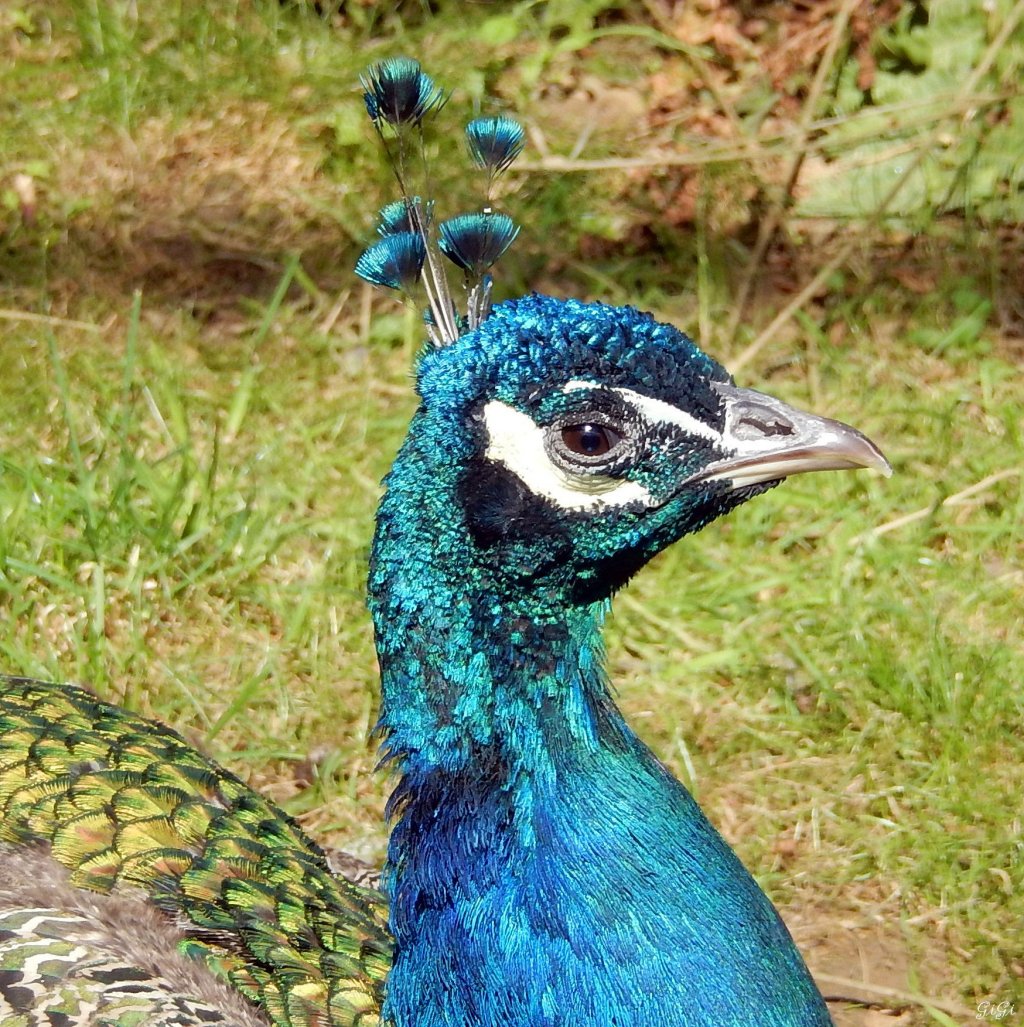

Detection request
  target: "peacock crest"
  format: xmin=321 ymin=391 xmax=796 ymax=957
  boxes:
xmin=354 ymin=57 xmax=525 ymax=347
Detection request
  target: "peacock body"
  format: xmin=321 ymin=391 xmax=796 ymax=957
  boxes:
xmin=367 ymin=294 xmax=882 ymax=1027
xmin=0 ymin=58 xmax=890 ymax=1027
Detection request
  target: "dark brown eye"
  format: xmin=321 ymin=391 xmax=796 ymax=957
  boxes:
xmin=561 ymin=423 xmax=621 ymax=457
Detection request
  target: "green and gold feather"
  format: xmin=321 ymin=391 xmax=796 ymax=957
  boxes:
xmin=0 ymin=676 xmax=391 ymax=1027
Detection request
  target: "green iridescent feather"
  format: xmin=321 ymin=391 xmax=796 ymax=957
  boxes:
xmin=0 ymin=676 xmax=391 ymax=1027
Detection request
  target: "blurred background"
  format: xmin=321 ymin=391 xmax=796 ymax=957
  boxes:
xmin=1 ymin=2 xmax=1021 ymax=1021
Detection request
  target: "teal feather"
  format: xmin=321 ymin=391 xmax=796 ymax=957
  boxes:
xmin=360 ymin=57 xmax=447 ymax=127
xmin=355 ymin=231 xmax=427 ymax=291
xmin=438 ymin=211 xmax=520 ymax=276
xmin=465 ymin=116 xmax=526 ymax=174
xmin=377 ymin=198 xmax=433 ymax=236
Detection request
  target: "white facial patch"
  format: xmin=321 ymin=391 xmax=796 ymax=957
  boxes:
xmin=564 ymin=380 xmax=722 ymax=443
xmin=482 ymin=401 xmax=652 ymax=512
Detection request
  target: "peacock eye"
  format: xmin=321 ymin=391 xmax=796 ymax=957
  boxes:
xmin=561 ymin=423 xmax=621 ymax=457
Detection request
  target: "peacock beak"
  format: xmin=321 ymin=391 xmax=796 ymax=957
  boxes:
xmin=685 ymin=381 xmax=892 ymax=489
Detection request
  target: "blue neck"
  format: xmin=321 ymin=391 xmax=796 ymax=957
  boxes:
xmin=368 ymin=421 xmax=830 ymax=1027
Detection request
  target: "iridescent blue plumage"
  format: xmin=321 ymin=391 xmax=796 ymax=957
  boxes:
xmin=377 ymin=198 xmax=432 ymax=236
xmin=360 ymin=57 xmax=447 ymax=127
xmin=360 ymin=295 xmax=889 ymax=1027
xmin=354 ymin=232 xmax=426 ymax=291
xmin=438 ymin=212 xmax=520 ymax=277
xmin=465 ymin=116 xmax=526 ymax=175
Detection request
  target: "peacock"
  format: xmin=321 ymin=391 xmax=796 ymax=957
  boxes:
xmin=0 ymin=58 xmax=891 ymax=1027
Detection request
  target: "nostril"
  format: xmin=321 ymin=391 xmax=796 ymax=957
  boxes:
xmin=736 ymin=414 xmax=795 ymax=439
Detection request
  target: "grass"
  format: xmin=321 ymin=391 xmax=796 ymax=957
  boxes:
xmin=2 ymin=1 xmax=1023 ymax=1020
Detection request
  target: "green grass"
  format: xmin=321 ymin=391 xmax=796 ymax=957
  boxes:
xmin=2 ymin=1 xmax=1023 ymax=1019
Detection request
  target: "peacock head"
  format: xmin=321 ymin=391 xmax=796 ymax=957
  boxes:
xmin=406 ymin=292 xmax=889 ymax=605
xmin=358 ymin=59 xmax=889 ymax=609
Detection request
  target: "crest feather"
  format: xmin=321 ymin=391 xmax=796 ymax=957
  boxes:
xmin=354 ymin=58 xmax=526 ymax=348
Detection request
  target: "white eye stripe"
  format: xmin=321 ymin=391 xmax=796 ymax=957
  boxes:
xmin=563 ymin=380 xmax=722 ymax=443
xmin=482 ymin=401 xmax=652 ymax=513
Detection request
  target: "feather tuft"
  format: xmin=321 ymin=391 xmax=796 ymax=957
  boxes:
xmin=354 ymin=233 xmax=427 ymax=291
xmin=356 ymin=59 xmax=521 ymax=344
xmin=438 ymin=212 xmax=520 ymax=277
xmin=465 ymin=117 xmax=525 ymax=175
xmin=376 ymin=199 xmax=433 ymax=237
xmin=360 ymin=58 xmax=448 ymax=128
